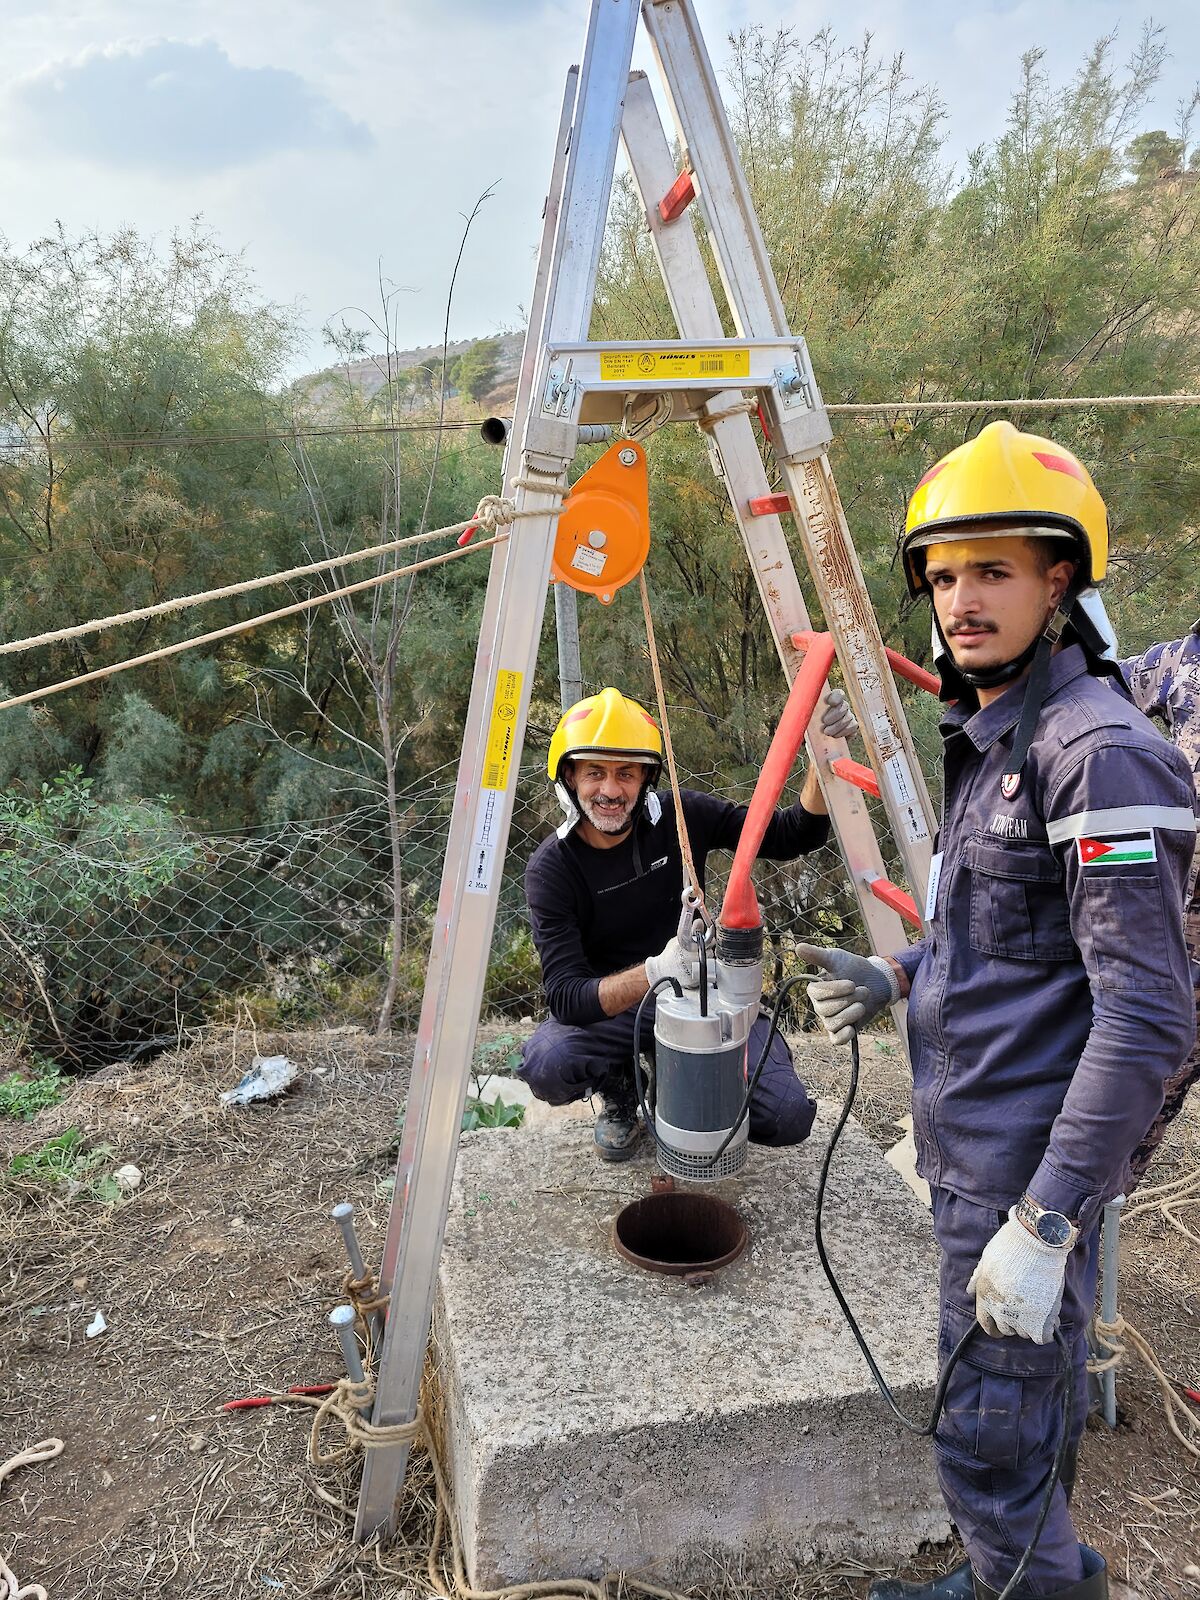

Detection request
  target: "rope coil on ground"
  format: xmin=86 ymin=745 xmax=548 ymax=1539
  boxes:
xmin=1122 ymin=1167 xmax=1200 ymax=1243
xmin=0 ymin=1438 xmax=64 ymax=1600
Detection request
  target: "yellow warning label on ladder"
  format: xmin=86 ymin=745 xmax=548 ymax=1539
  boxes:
xmin=598 ymin=348 xmax=751 ymax=383
xmin=482 ymin=670 xmax=523 ymax=791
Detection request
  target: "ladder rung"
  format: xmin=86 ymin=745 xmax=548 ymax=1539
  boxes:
xmin=868 ymin=876 xmax=922 ymax=928
xmin=830 ymin=757 xmax=879 ymax=798
xmin=885 ymin=647 xmax=941 ymax=697
xmin=793 ymin=631 xmax=942 ymax=700
xmin=747 ymin=492 xmax=792 ymax=518
xmin=659 ymin=170 xmax=696 ymax=221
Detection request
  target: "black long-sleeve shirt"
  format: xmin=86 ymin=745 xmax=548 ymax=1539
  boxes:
xmin=524 ymin=788 xmax=831 ymax=1026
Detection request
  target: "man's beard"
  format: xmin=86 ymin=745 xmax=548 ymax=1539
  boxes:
xmin=578 ymin=793 xmax=636 ymax=834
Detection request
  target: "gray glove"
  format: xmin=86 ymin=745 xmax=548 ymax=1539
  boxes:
xmin=795 ymin=943 xmax=900 ymax=1045
xmin=820 ymin=688 xmax=857 ymax=742
xmin=967 ymin=1209 xmax=1070 ymax=1342
xmin=645 ymin=936 xmax=700 ymax=991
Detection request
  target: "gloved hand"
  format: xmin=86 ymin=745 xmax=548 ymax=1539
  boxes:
xmin=966 ymin=1209 xmax=1070 ymax=1343
xmin=795 ymin=943 xmax=900 ymax=1045
xmin=645 ymin=936 xmax=700 ymax=990
xmin=820 ymin=688 xmax=857 ymax=742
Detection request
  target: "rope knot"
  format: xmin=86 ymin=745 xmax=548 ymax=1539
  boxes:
xmin=473 ymin=494 xmax=518 ymax=534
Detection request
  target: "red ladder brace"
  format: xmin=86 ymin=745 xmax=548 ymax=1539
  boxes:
xmin=792 ymin=630 xmax=940 ymax=930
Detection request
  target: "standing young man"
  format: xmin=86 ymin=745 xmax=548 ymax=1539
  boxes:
xmin=799 ymin=423 xmax=1196 ymax=1600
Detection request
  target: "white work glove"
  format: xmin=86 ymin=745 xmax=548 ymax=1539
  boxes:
xmin=966 ymin=1209 xmax=1070 ymax=1343
xmin=795 ymin=943 xmax=901 ymax=1045
xmin=820 ymin=688 xmax=857 ymax=742
xmin=645 ymin=936 xmax=700 ymax=991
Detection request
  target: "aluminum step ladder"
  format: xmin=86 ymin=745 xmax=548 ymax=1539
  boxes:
xmin=354 ymin=0 xmax=936 ymax=1540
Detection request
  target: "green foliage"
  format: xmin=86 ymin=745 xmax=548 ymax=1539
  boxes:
xmin=7 ymin=1127 xmax=121 ymax=1201
xmin=1126 ymin=129 xmax=1186 ymax=183
xmin=0 ymin=1055 xmax=64 ymax=1118
xmin=461 ymin=1094 xmax=525 ymax=1132
xmin=451 ymin=338 xmax=502 ymax=403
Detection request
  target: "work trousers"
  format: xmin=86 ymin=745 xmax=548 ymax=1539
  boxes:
xmin=1128 ymin=892 xmax=1200 ymax=1185
xmin=518 ymin=1003 xmax=817 ymax=1146
xmin=930 ymin=1188 xmax=1100 ymax=1597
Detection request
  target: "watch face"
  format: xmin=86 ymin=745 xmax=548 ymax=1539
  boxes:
xmin=1035 ymin=1211 xmax=1073 ymax=1248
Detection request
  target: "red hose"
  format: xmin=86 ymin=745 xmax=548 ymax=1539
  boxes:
xmin=720 ymin=633 xmax=836 ymax=929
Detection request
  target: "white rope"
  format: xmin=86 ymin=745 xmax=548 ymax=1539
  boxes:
xmin=828 ymin=393 xmax=1200 ymax=416
xmin=1091 ymin=1316 xmax=1200 ymax=1459
xmin=0 ymin=490 xmax=558 ymax=661
xmin=0 ymin=1438 xmax=64 ymax=1600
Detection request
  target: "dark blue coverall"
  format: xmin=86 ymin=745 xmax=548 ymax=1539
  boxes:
xmin=519 ymin=787 xmax=824 ymax=1145
xmin=894 ymin=644 xmax=1197 ymax=1593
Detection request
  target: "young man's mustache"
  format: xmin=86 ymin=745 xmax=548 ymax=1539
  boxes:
xmin=947 ymin=620 xmax=998 ymax=635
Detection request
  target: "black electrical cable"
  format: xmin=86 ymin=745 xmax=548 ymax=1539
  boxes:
xmin=818 ymin=1029 xmax=1076 ymax=1600
xmin=694 ymin=924 xmax=709 ymax=1018
xmin=631 ymin=976 xmax=683 ymax=1155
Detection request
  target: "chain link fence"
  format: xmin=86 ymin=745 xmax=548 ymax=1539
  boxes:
xmin=0 ymin=696 xmax=941 ymax=1065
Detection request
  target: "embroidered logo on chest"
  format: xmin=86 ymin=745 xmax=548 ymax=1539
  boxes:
xmin=1000 ymin=772 xmax=1022 ymax=800
xmin=989 ymin=813 xmax=1029 ymax=839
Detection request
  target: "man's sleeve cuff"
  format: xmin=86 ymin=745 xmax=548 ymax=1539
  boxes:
xmin=894 ymin=940 xmax=928 ymax=986
xmin=1027 ymin=1162 xmax=1105 ymax=1234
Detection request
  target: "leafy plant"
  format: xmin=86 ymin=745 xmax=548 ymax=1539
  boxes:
xmin=461 ymin=1094 xmax=525 ymax=1132
xmin=7 ymin=1128 xmax=121 ymax=1201
xmin=0 ymin=1056 xmax=64 ymax=1119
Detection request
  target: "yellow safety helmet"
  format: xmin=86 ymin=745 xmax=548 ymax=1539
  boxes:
xmin=902 ymin=421 xmax=1108 ymax=598
xmin=547 ymin=687 xmax=663 ymax=785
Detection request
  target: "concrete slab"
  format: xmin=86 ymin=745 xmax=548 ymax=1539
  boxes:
xmin=435 ymin=1104 xmax=949 ymax=1588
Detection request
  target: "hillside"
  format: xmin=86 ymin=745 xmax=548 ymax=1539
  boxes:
xmin=295 ymin=331 xmax=525 ymax=418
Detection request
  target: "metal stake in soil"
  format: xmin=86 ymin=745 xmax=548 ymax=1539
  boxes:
xmin=329 ymin=1304 xmax=372 ymax=1417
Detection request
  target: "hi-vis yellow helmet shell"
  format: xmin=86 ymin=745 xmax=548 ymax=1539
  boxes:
xmin=902 ymin=421 xmax=1108 ymax=598
xmin=546 ymin=688 xmax=662 ymax=784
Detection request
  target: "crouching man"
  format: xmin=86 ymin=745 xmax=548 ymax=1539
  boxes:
xmin=519 ymin=685 xmax=853 ymax=1161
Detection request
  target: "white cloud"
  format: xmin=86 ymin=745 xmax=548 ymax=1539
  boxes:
xmin=8 ymin=39 xmax=372 ymax=174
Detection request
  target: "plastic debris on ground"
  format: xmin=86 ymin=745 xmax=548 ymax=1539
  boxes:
xmin=86 ymin=1310 xmax=107 ymax=1338
xmin=219 ymin=1055 xmax=299 ymax=1107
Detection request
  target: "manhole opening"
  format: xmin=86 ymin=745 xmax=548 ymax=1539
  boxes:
xmin=613 ymin=1192 xmax=748 ymax=1275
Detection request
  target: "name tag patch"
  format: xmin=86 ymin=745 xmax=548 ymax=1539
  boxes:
xmin=1077 ymin=831 xmax=1156 ymax=867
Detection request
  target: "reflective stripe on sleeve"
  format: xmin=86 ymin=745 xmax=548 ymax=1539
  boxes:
xmin=1046 ymin=804 xmax=1199 ymax=845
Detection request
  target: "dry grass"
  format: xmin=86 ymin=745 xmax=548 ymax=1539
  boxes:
xmin=0 ymin=1027 xmax=1197 ymax=1600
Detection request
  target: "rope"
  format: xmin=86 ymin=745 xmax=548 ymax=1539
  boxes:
xmin=0 ymin=535 xmax=508 ymax=715
xmin=271 ymin=1374 xmax=696 ymax=1600
xmin=1122 ymin=1166 xmax=1200 ymax=1243
xmin=0 ymin=480 xmax=567 ymax=712
xmin=0 ymin=489 xmax=557 ymax=661
xmin=0 ymin=1437 xmax=64 ymax=1600
xmin=637 ymin=569 xmax=706 ymax=917
xmin=828 ymin=393 xmax=1200 ymax=416
xmin=0 ymin=419 xmax=482 ymax=453
xmin=1091 ymin=1316 xmax=1200 ymax=1459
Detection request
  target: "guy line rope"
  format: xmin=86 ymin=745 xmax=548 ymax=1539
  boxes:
xmin=0 ymin=489 xmax=560 ymax=714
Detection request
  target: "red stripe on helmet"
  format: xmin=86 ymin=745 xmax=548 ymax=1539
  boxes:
xmin=915 ymin=462 xmax=946 ymax=491
xmin=1032 ymin=450 xmax=1086 ymax=482
xmin=565 ymin=704 xmax=595 ymax=724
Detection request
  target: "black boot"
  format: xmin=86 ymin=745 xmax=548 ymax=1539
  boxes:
xmin=868 ymin=1560 xmax=974 ymax=1600
xmin=972 ymin=1545 xmax=1108 ymax=1600
xmin=594 ymin=1075 xmax=644 ymax=1162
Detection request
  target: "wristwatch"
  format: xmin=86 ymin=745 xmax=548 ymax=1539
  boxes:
xmin=1015 ymin=1194 xmax=1079 ymax=1250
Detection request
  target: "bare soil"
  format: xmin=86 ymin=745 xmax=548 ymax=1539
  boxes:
xmin=1 ymin=1026 xmax=1197 ymax=1600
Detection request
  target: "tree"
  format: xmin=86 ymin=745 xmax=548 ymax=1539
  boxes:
xmin=451 ymin=337 xmax=502 ymax=403
xmin=1126 ymin=129 xmax=1185 ymax=183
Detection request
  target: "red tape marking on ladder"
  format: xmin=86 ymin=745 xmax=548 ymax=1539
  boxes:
xmin=830 ymin=757 xmax=880 ymax=798
xmin=659 ymin=171 xmax=696 ymax=222
xmin=869 ymin=877 xmax=921 ymax=928
xmin=748 ymin=493 xmax=792 ymax=518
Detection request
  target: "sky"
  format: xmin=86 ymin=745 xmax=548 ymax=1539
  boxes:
xmin=1 ymin=0 xmax=1196 ymax=379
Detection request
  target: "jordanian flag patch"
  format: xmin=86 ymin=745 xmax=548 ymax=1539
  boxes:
xmin=1077 ymin=831 xmax=1157 ymax=867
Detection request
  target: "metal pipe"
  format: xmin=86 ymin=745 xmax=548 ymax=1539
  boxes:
xmin=331 ymin=1202 xmax=384 ymax=1346
xmin=329 ymin=1304 xmax=372 ymax=1416
xmin=1099 ymin=1194 xmax=1125 ymax=1428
